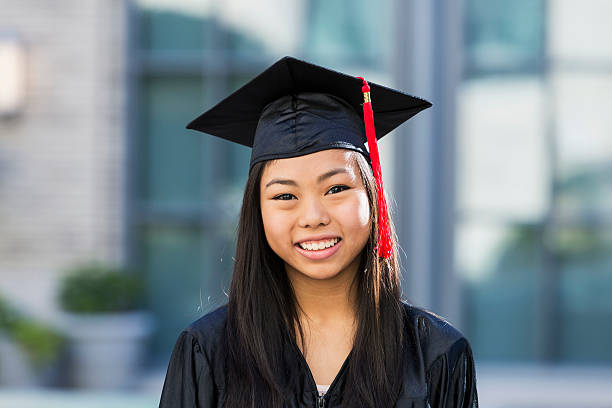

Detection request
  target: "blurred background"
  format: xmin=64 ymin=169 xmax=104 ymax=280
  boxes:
xmin=1 ymin=0 xmax=611 ymax=406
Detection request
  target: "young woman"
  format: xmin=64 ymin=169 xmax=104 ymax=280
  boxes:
xmin=159 ymin=57 xmax=478 ymax=408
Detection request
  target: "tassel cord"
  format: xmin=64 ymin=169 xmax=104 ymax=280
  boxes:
xmin=356 ymin=77 xmax=393 ymax=259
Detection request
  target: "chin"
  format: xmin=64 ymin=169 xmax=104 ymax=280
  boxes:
xmin=287 ymin=261 xmax=348 ymax=281
xmin=301 ymin=269 xmax=342 ymax=280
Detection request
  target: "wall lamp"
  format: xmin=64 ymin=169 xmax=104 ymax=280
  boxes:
xmin=0 ymin=31 xmax=26 ymax=118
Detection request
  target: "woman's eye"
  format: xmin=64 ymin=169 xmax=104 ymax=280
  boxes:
xmin=327 ymin=185 xmax=349 ymax=195
xmin=273 ymin=193 xmax=296 ymax=200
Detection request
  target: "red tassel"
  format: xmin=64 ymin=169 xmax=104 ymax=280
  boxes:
xmin=356 ymin=77 xmax=392 ymax=259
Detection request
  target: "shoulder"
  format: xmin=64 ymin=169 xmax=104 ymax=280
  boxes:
xmin=185 ymin=304 xmax=228 ymax=338
xmin=179 ymin=304 xmax=228 ymax=361
xmin=160 ymin=306 xmax=228 ymax=405
xmin=402 ymin=302 xmax=465 ymax=345
xmin=401 ymin=302 xmax=471 ymax=370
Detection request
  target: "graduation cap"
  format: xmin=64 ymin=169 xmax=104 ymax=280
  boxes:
xmin=187 ymin=56 xmax=432 ymax=259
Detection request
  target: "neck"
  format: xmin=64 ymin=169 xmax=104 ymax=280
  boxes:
xmin=286 ymin=261 xmax=359 ymax=326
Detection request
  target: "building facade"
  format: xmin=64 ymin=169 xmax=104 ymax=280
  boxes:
xmin=0 ymin=0 xmax=611 ymax=405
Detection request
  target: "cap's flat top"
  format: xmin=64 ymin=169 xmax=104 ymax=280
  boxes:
xmin=186 ymin=56 xmax=432 ymax=150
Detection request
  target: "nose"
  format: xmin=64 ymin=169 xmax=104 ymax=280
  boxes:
xmin=298 ymin=196 xmax=330 ymax=228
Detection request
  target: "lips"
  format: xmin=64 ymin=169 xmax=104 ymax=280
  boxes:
xmin=294 ymin=237 xmax=342 ymax=260
xmin=298 ymin=237 xmax=340 ymax=251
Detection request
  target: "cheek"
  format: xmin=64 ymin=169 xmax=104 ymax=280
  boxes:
xmin=356 ymin=192 xmax=370 ymax=227
xmin=260 ymin=204 xmax=290 ymax=247
xmin=339 ymin=191 xmax=371 ymax=235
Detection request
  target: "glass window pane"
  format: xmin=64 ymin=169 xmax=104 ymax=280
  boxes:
xmin=464 ymin=0 xmax=546 ymax=73
xmin=142 ymin=225 xmax=210 ymax=357
xmin=458 ymin=222 xmax=541 ymax=360
xmin=556 ymin=228 xmax=612 ymax=362
xmin=549 ymin=0 xmax=612 ymax=62
xmin=554 ymin=72 xmax=612 ymax=219
xmin=304 ymin=0 xmax=391 ymax=67
xmin=217 ymin=1 xmax=305 ymax=56
xmin=140 ymin=76 xmax=205 ymax=210
xmin=143 ymin=224 xmax=234 ymax=358
xmin=456 ymin=77 xmax=549 ymax=221
xmin=137 ymin=1 xmax=209 ymax=53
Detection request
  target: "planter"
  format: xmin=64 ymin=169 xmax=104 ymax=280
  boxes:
xmin=0 ymin=332 xmax=34 ymax=386
xmin=0 ymin=332 xmax=67 ymax=387
xmin=63 ymin=311 xmax=153 ymax=389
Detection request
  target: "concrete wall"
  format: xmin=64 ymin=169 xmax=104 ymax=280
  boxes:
xmin=0 ymin=0 xmax=126 ymax=321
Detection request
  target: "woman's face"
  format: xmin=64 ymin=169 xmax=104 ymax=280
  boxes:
xmin=260 ymin=149 xmax=371 ymax=281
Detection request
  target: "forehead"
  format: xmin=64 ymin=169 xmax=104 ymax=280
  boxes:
xmin=262 ymin=149 xmax=359 ymax=179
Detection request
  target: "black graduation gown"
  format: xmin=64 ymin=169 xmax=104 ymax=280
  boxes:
xmin=159 ymin=303 xmax=478 ymax=407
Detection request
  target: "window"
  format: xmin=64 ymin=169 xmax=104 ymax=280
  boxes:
xmin=129 ymin=0 xmax=391 ymax=360
xmin=458 ymin=0 xmax=612 ymax=362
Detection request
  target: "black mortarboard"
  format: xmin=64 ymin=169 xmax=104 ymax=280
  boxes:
xmin=186 ymin=56 xmax=432 ymax=258
xmin=186 ymin=56 xmax=431 ymax=169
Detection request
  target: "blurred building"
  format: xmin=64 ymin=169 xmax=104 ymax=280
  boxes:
xmin=0 ymin=0 xmax=126 ymax=321
xmin=0 ymin=0 xmax=611 ymax=406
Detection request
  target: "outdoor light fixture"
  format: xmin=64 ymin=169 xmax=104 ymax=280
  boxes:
xmin=0 ymin=32 xmax=26 ymax=118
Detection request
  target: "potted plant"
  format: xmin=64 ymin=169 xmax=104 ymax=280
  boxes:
xmin=58 ymin=262 xmax=153 ymax=389
xmin=0 ymin=295 xmax=66 ymax=386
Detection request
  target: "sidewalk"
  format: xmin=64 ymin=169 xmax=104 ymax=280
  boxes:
xmin=3 ymin=365 xmax=612 ymax=408
xmin=0 ymin=389 xmax=160 ymax=408
xmin=478 ymin=364 xmax=612 ymax=407
xmin=0 ymin=369 xmax=165 ymax=408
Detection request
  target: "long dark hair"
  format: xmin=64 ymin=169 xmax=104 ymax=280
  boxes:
xmin=222 ymin=152 xmax=405 ymax=407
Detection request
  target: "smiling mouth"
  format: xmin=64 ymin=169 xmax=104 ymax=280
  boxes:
xmin=296 ymin=237 xmax=342 ymax=251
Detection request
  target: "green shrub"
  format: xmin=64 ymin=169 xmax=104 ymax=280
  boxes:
xmin=0 ymin=296 xmax=19 ymax=331
xmin=11 ymin=320 xmax=65 ymax=368
xmin=0 ymin=294 xmax=65 ymax=368
xmin=59 ymin=262 xmax=145 ymax=313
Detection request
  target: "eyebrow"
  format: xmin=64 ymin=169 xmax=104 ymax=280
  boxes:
xmin=264 ymin=168 xmax=350 ymax=189
xmin=317 ymin=168 xmax=350 ymax=184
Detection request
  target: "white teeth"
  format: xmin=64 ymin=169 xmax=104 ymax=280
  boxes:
xmin=299 ymin=238 xmax=339 ymax=251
